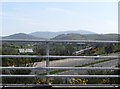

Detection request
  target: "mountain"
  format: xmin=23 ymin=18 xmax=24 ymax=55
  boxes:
xmin=29 ymin=32 xmax=58 ymax=39
xmin=2 ymin=32 xmax=118 ymax=41
xmin=29 ymin=30 xmax=96 ymax=39
xmin=52 ymin=33 xmax=119 ymax=41
xmin=2 ymin=33 xmax=45 ymax=40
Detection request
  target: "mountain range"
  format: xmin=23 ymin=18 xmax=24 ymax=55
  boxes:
xmin=29 ymin=30 xmax=96 ymax=39
xmin=2 ymin=33 xmax=45 ymax=40
xmin=52 ymin=33 xmax=118 ymax=41
xmin=2 ymin=30 xmax=119 ymax=41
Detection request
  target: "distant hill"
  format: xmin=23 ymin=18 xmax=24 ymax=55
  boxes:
xmin=29 ymin=30 xmax=96 ymax=39
xmin=52 ymin=33 xmax=119 ymax=41
xmin=2 ymin=32 xmax=119 ymax=41
xmin=2 ymin=33 xmax=45 ymax=40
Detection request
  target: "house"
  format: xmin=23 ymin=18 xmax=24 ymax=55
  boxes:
xmin=18 ymin=48 xmax=33 ymax=53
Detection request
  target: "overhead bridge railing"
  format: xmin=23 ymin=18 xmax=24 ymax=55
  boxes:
xmin=0 ymin=39 xmax=120 ymax=88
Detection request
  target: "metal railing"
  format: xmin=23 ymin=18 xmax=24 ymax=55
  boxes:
xmin=0 ymin=39 xmax=120 ymax=88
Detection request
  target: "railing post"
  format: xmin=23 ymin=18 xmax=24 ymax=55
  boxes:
xmin=0 ymin=41 xmax=2 ymax=87
xmin=46 ymin=42 xmax=50 ymax=84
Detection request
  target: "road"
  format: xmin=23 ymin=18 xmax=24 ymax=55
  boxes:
xmin=57 ymin=58 xmax=119 ymax=75
xmin=30 ymin=53 xmax=119 ymax=74
xmin=31 ymin=58 xmax=99 ymax=74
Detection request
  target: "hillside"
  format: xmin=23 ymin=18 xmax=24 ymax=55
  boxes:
xmin=52 ymin=33 xmax=119 ymax=41
xmin=2 ymin=33 xmax=45 ymax=40
xmin=2 ymin=32 xmax=119 ymax=41
xmin=29 ymin=30 xmax=96 ymax=39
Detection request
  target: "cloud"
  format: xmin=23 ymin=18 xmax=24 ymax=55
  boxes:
xmin=46 ymin=7 xmax=66 ymax=12
xmin=13 ymin=7 xmax=24 ymax=11
xmin=0 ymin=12 xmax=6 ymax=16
xmin=0 ymin=12 xmax=2 ymax=16
xmin=1 ymin=12 xmax=38 ymax=26
xmin=1 ymin=12 xmax=15 ymax=17
xmin=46 ymin=7 xmax=78 ymax=15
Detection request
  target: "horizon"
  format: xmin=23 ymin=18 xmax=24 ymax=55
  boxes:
xmin=2 ymin=30 xmax=119 ymax=37
xmin=1 ymin=1 xmax=118 ymax=36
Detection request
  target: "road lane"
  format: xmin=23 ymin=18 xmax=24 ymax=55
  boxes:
xmin=31 ymin=53 xmax=119 ymax=74
xmin=30 ymin=58 xmax=115 ymax=74
xmin=57 ymin=59 xmax=119 ymax=75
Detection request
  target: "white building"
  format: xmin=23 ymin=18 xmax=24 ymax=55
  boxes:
xmin=18 ymin=49 xmax=33 ymax=53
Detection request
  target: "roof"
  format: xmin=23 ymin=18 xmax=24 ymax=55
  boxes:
xmin=18 ymin=49 xmax=33 ymax=53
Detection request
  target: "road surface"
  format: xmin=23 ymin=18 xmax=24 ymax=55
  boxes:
xmin=57 ymin=58 xmax=119 ymax=75
xmin=30 ymin=53 xmax=119 ymax=74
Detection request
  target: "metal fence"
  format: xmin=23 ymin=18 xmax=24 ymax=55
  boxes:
xmin=0 ymin=39 xmax=120 ymax=88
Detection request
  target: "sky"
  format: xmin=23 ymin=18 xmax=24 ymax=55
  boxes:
xmin=0 ymin=0 xmax=118 ymax=36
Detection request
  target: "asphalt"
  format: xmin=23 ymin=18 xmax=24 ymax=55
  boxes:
xmin=30 ymin=53 xmax=119 ymax=74
xmin=57 ymin=59 xmax=119 ymax=75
